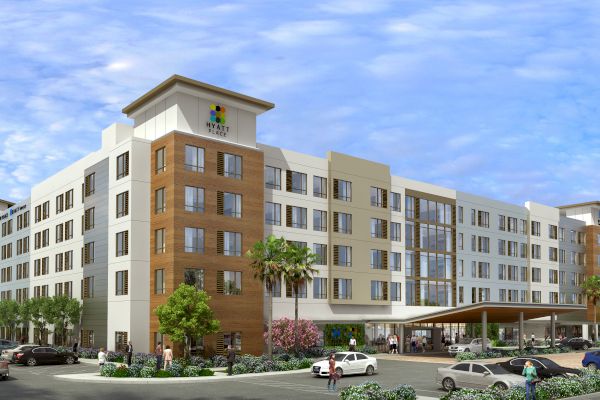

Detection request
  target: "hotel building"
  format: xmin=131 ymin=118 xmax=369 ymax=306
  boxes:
xmin=0 ymin=75 xmax=598 ymax=354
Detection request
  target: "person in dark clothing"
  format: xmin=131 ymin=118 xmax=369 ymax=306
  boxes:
xmin=126 ymin=341 xmax=133 ymax=366
xmin=72 ymin=341 xmax=78 ymax=354
xmin=155 ymin=342 xmax=163 ymax=371
xmin=227 ymin=345 xmax=236 ymax=376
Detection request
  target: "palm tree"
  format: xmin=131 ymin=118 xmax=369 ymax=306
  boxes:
xmin=581 ymin=275 xmax=600 ymax=342
xmin=246 ymin=235 xmax=287 ymax=359
xmin=284 ymin=243 xmax=318 ymax=355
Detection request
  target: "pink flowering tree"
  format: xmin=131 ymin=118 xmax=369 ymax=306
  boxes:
xmin=267 ymin=318 xmax=319 ymax=353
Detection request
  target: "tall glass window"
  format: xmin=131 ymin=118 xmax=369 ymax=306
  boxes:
xmin=185 ymin=186 xmax=204 ymax=212
xmin=265 ymin=166 xmax=281 ymax=190
xmin=184 ymin=145 xmax=204 ymax=172
xmin=265 ymin=202 xmax=281 ymax=225
xmin=223 ymin=153 xmax=242 ymax=179
xmin=184 ymin=227 xmax=204 ymax=253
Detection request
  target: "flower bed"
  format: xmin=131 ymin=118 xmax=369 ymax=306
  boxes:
xmin=455 ymin=347 xmax=570 ymax=361
xmin=440 ymin=369 xmax=600 ymax=400
xmin=100 ymin=362 xmax=214 ymax=378
xmin=232 ymin=354 xmax=313 ymax=374
xmin=339 ymin=381 xmax=417 ymax=400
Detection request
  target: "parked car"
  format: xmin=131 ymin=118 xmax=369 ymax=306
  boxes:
xmin=497 ymin=356 xmax=580 ymax=378
xmin=0 ymin=340 xmax=17 ymax=351
xmin=1 ymin=344 xmax=39 ymax=363
xmin=311 ymin=352 xmax=377 ymax=377
xmin=558 ymin=337 xmax=593 ymax=351
xmin=448 ymin=338 xmax=492 ymax=355
xmin=582 ymin=351 xmax=600 ymax=370
xmin=0 ymin=359 xmax=8 ymax=380
xmin=437 ymin=362 xmax=526 ymax=391
xmin=15 ymin=346 xmax=78 ymax=366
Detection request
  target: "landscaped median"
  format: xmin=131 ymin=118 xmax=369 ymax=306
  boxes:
xmin=455 ymin=346 xmax=571 ymax=362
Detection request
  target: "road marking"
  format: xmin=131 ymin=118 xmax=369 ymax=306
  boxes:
xmin=239 ymin=379 xmax=337 ymax=396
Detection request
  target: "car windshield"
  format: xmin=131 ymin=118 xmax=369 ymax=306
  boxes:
xmin=485 ymin=364 xmax=511 ymax=375
xmin=538 ymin=358 xmax=560 ymax=368
xmin=459 ymin=339 xmax=472 ymax=344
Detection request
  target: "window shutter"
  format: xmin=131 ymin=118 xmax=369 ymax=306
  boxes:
xmin=124 ymin=191 xmax=129 ymax=216
xmin=217 ymin=271 xmax=224 ymax=294
xmin=382 ymin=251 xmax=388 ymax=270
xmin=217 ymin=231 xmax=224 ymax=255
xmin=333 ymin=279 xmax=339 ymax=299
xmin=84 ymin=245 xmax=88 ymax=264
xmin=124 ymin=231 xmax=129 ymax=256
xmin=382 ymin=220 xmax=388 ymax=239
xmin=124 ymin=270 xmax=129 ymax=295
xmin=216 ymin=334 xmax=225 ymax=355
xmin=382 ymin=189 xmax=388 ymax=208
xmin=81 ymin=215 xmax=85 ymax=234
xmin=333 ymin=245 xmax=339 ymax=266
xmin=217 ymin=152 xmax=224 ymax=176
xmin=286 ymin=281 xmax=292 ymax=298
xmin=383 ymin=282 xmax=388 ymax=301
xmin=286 ymin=205 xmax=292 ymax=228
xmin=125 ymin=152 xmax=129 ymax=176
xmin=333 ymin=212 xmax=339 ymax=232
xmin=333 ymin=179 xmax=339 ymax=199
xmin=217 ymin=191 xmax=224 ymax=215
xmin=286 ymin=170 xmax=292 ymax=192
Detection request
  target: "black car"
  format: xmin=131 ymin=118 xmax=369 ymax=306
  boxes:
xmin=497 ymin=356 xmax=580 ymax=379
xmin=15 ymin=346 xmax=78 ymax=366
xmin=558 ymin=337 xmax=593 ymax=351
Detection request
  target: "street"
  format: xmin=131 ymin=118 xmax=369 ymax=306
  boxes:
xmin=0 ymin=359 xmax=449 ymax=399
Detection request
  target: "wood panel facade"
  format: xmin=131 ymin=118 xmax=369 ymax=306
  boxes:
xmin=150 ymin=131 xmax=264 ymax=356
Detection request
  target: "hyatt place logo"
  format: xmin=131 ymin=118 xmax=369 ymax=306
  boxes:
xmin=210 ymin=104 xmax=226 ymax=124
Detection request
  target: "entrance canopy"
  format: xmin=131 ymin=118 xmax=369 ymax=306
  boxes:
xmin=371 ymin=302 xmax=586 ymax=324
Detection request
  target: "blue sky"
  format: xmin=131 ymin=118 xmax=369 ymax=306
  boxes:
xmin=1 ymin=0 xmax=599 ymax=206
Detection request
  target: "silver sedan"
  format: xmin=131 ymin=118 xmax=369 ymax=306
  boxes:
xmin=437 ymin=362 xmax=526 ymax=391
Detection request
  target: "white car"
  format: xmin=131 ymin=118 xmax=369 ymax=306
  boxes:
xmin=448 ymin=338 xmax=491 ymax=355
xmin=437 ymin=362 xmax=526 ymax=391
xmin=311 ymin=352 xmax=377 ymax=377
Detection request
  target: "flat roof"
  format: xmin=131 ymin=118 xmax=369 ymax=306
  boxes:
xmin=0 ymin=199 xmax=14 ymax=207
xmin=557 ymin=201 xmax=600 ymax=209
xmin=122 ymin=74 xmax=275 ymax=116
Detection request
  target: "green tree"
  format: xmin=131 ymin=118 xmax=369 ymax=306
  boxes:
xmin=155 ymin=284 xmax=220 ymax=358
xmin=246 ymin=235 xmax=287 ymax=360
xmin=0 ymin=300 xmax=21 ymax=341
xmin=581 ymin=275 xmax=600 ymax=341
xmin=25 ymin=297 xmax=54 ymax=345
xmin=284 ymin=243 xmax=318 ymax=354
xmin=50 ymin=296 xmax=82 ymax=346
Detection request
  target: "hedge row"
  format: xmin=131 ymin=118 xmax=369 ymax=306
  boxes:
xmin=100 ymin=362 xmax=214 ymax=378
xmin=232 ymin=355 xmax=313 ymax=374
xmin=456 ymin=347 xmax=570 ymax=361
xmin=339 ymin=381 xmax=417 ymax=400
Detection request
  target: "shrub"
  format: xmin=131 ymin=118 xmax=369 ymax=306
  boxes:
xmin=211 ymin=355 xmax=228 ymax=368
xmin=140 ymin=366 xmax=155 ymax=378
xmin=166 ymin=360 xmax=185 ymax=377
xmin=339 ymin=381 xmax=388 ymax=400
xmin=128 ymin=364 xmax=143 ymax=378
xmin=133 ymin=352 xmax=155 ymax=365
xmin=100 ymin=363 xmax=117 ymax=377
xmin=232 ymin=363 xmax=250 ymax=375
xmin=183 ymin=365 xmax=202 ymax=377
xmin=113 ymin=365 xmax=130 ymax=378
xmin=389 ymin=384 xmax=417 ymax=400
xmin=269 ymin=318 xmax=319 ymax=353
xmin=106 ymin=351 xmax=125 ymax=363
xmin=199 ymin=368 xmax=214 ymax=376
xmin=154 ymin=370 xmax=171 ymax=378
xmin=324 ymin=323 xmax=365 ymax=346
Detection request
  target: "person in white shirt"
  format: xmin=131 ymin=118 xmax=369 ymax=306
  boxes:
xmin=421 ymin=336 xmax=427 ymax=352
xmin=97 ymin=347 xmax=106 ymax=371
xmin=391 ymin=335 xmax=397 ymax=354
xmin=349 ymin=336 xmax=357 ymax=351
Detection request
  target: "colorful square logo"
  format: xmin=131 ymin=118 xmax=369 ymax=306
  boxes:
xmin=210 ymin=104 xmax=226 ymax=124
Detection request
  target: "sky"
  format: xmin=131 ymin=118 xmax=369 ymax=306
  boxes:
xmin=0 ymin=0 xmax=599 ymax=207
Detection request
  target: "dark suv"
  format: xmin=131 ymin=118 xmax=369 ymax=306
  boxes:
xmin=15 ymin=347 xmax=78 ymax=366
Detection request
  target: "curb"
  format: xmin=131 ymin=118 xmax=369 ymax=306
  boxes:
xmin=54 ymin=368 xmax=312 ymax=384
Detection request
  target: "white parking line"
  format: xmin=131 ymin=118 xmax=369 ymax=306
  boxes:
xmin=239 ymin=379 xmax=337 ymax=396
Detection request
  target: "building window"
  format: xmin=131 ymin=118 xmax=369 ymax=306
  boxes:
xmin=370 ymin=249 xmax=388 ymax=270
xmin=313 ymin=210 xmax=327 ymax=232
xmin=478 ymin=262 xmax=490 ymax=279
xmin=155 ymin=229 xmax=166 ymax=254
xmin=155 ymin=188 xmax=166 ymax=214
xmin=184 ymin=227 xmax=205 ymax=253
xmin=42 ymin=201 xmax=50 ymax=220
xmin=155 ymin=147 xmax=166 ymax=174
xmin=457 ymin=206 xmax=463 ymax=224
xmin=498 ymin=215 xmax=505 ymax=231
xmin=333 ymin=245 xmax=352 ymax=267
xmin=532 ymin=267 xmax=541 ymax=283
xmin=265 ymin=202 xmax=281 ymax=226
xmin=532 ymin=291 xmax=541 ymax=303
xmin=549 ymin=292 xmax=559 ymax=304
xmin=185 ymin=145 xmax=205 ymax=172
xmin=333 ymin=278 xmax=352 ymax=300
xmin=478 ymin=236 xmax=490 ymax=253
xmin=531 ymin=244 xmax=541 ymax=260
xmin=286 ymin=170 xmax=307 ymax=194
xmin=287 ymin=206 xmax=308 ymax=229
xmin=333 ymin=179 xmax=352 ymax=201
xmin=390 ymin=282 xmax=401 ymax=301
xmin=84 ymin=173 xmax=95 ymax=197
xmin=390 ymin=192 xmax=401 ymax=212
xmin=313 ymin=176 xmax=327 ymax=198
xmin=116 ymin=151 xmax=129 ymax=180
xmin=390 ymin=222 xmax=401 ymax=242
xmin=313 ymin=243 xmax=327 ymax=265
xmin=218 ymin=271 xmax=242 ymax=295
xmin=56 ymin=224 xmax=64 ymax=243
xmin=223 ymin=332 xmax=242 ymax=352
xmin=184 ymin=269 xmax=205 ymax=291
xmin=265 ymin=166 xmax=281 ymax=190
xmin=313 ymin=277 xmax=327 ymax=299
xmin=115 ymin=270 xmax=129 ymax=295
xmin=286 ymin=280 xmax=307 ymax=298
xmin=521 ymin=266 xmax=528 ymax=282
xmin=65 ymin=190 xmax=74 ymax=210
xmin=116 ymin=231 xmax=129 ymax=257
xmin=370 ymin=218 xmax=387 ymax=239
xmin=531 ymin=221 xmax=541 ymax=236
xmin=56 ymin=194 xmax=64 ymax=214
xmin=371 ymin=281 xmax=388 ymax=301
xmin=185 ymin=186 xmax=204 ymax=213
xmin=154 ymin=269 xmax=165 ymax=295
xmin=390 ymin=252 xmax=401 ymax=272
xmin=458 ymin=286 xmax=464 ymax=303
xmin=220 ymin=231 xmax=242 ymax=256
xmin=548 ymin=224 xmax=558 ymax=239
xmin=333 ymin=212 xmax=352 ymax=234
xmin=470 ymin=209 xmax=476 ymax=225
xmin=519 ymin=219 xmax=527 ymax=235
xmin=82 ymin=276 xmax=94 ymax=298
xmin=115 ymin=332 xmax=128 ymax=353
xmin=549 ymin=269 xmax=558 ymax=284
xmin=84 ymin=207 xmax=95 ymax=231
xmin=218 ymin=192 xmax=242 ymax=218
xmin=83 ymin=242 xmax=95 ymax=264
xmin=116 ymin=191 xmax=129 ymax=218
xmin=498 ymin=239 xmax=505 ymax=255
xmin=370 ymin=187 xmax=387 ymax=208
xmin=405 ymin=196 xmax=415 ymax=218
xmin=218 ymin=152 xmax=242 ymax=179
xmin=519 ymin=243 xmax=527 ymax=258
xmin=549 ymin=247 xmax=558 ymax=262
xmin=55 ymin=253 xmax=63 ymax=272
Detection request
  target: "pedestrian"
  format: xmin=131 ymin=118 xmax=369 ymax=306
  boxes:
xmin=227 ymin=344 xmax=236 ymax=376
xmin=522 ymin=360 xmax=538 ymax=400
xmin=422 ymin=336 xmax=427 ymax=353
xmin=349 ymin=335 xmax=356 ymax=352
xmin=97 ymin=347 xmax=106 ymax=371
xmin=391 ymin=335 xmax=397 ymax=354
xmin=441 ymin=334 xmax=446 ymax=350
xmin=455 ymin=332 xmax=459 ymax=344
xmin=163 ymin=345 xmax=173 ymax=370
xmin=155 ymin=341 xmax=163 ymax=371
xmin=126 ymin=341 xmax=133 ymax=366
xmin=388 ymin=335 xmax=393 ymax=354
xmin=72 ymin=340 xmax=78 ymax=355
xmin=531 ymin=333 xmax=535 ymax=346
xmin=411 ymin=335 xmax=416 ymax=353
xmin=327 ymin=353 xmax=339 ymax=391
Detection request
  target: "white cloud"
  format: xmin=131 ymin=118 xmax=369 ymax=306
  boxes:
xmin=262 ymin=20 xmax=345 ymax=45
xmin=317 ymin=0 xmax=391 ymax=14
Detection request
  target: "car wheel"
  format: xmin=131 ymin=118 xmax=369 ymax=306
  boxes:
xmin=583 ymin=344 xmax=589 ymax=350
xmin=494 ymin=382 xmax=508 ymax=391
xmin=365 ymin=365 xmax=374 ymax=376
xmin=442 ymin=377 xmax=456 ymax=391
xmin=335 ymin=367 xmax=343 ymax=378
xmin=26 ymin=358 xmax=37 ymax=367
xmin=1 ymin=376 xmax=7 ymax=381
xmin=588 ymin=363 xmax=597 ymax=371
xmin=65 ymin=356 xmax=75 ymax=365
xmin=463 ymin=348 xmax=470 ymax=352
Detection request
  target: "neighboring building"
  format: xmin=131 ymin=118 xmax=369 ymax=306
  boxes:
xmin=0 ymin=75 xmax=597 ymax=354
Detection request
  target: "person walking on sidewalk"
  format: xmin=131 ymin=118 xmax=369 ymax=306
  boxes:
xmin=523 ymin=360 xmax=538 ymax=400
xmin=421 ymin=336 xmax=427 ymax=352
xmin=227 ymin=345 xmax=236 ymax=375
xmin=155 ymin=342 xmax=163 ymax=371
xmin=97 ymin=347 xmax=106 ymax=371
xmin=163 ymin=345 xmax=173 ymax=370
xmin=126 ymin=341 xmax=133 ymax=366
xmin=327 ymin=353 xmax=338 ymax=391
xmin=349 ymin=335 xmax=356 ymax=352
xmin=72 ymin=340 xmax=78 ymax=356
